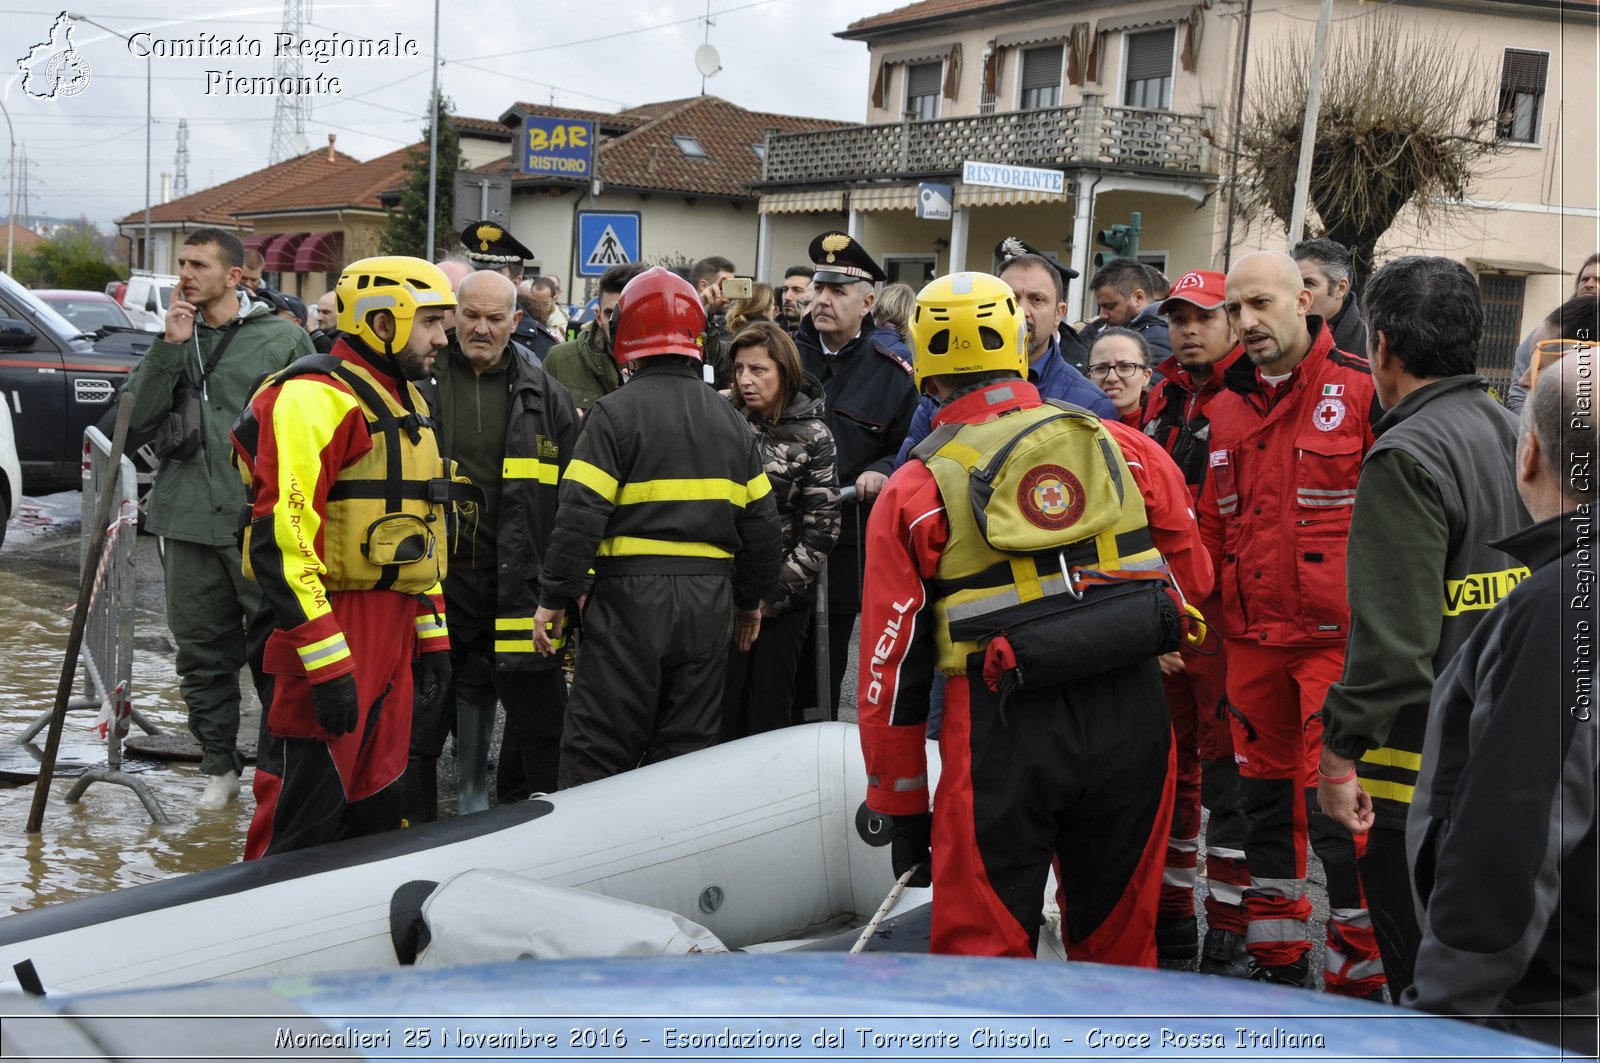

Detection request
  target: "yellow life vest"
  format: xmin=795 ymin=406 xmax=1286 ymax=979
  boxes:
xmin=242 ymin=356 xmax=451 ymax=596
xmin=918 ymin=400 xmax=1167 ymax=675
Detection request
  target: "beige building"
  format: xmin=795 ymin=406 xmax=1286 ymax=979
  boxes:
xmin=756 ymin=0 xmax=1598 ymax=385
xmin=438 ymin=97 xmax=846 ymax=297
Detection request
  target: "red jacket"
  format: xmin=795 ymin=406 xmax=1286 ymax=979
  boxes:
xmin=858 ymin=381 xmax=1212 ymax=816
xmin=1144 ymin=343 xmax=1247 ymax=581
xmin=1199 ymin=320 xmax=1376 ymax=646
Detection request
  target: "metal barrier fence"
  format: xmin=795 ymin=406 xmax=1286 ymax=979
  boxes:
xmin=18 ymin=427 xmax=167 ymax=823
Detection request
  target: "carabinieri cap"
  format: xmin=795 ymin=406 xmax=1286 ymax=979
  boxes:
xmin=995 ymin=235 xmax=1079 ymax=281
xmin=461 ymin=221 xmax=534 ymax=270
xmin=809 ymin=231 xmax=887 ymax=286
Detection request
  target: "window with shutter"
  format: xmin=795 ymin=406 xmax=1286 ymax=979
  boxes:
xmin=907 ymin=61 xmax=942 ymax=120
xmin=1123 ymin=28 xmax=1175 ymax=110
xmin=1020 ymin=45 xmax=1063 ymax=110
xmin=1497 ymin=49 xmax=1548 ymax=144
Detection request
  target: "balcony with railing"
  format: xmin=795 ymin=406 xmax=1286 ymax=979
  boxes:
xmin=759 ymin=94 xmax=1217 ymax=188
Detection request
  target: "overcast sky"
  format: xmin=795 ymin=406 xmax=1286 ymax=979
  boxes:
xmin=2 ymin=0 xmax=909 ymax=230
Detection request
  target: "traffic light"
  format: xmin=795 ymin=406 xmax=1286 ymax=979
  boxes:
xmin=1093 ymin=211 xmax=1143 ymax=269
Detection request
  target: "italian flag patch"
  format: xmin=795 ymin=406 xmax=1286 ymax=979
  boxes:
xmin=1323 ymin=383 xmax=1345 ymax=397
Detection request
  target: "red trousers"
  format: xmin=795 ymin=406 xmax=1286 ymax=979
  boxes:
xmin=1225 ymin=640 xmax=1385 ymax=995
xmin=246 ymin=590 xmax=418 ymax=861
xmin=931 ymin=660 xmax=1174 ymax=964
xmin=1160 ymin=633 xmax=1250 ymax=934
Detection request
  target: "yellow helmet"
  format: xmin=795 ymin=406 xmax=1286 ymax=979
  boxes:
xmin=908 ymin=271 xmax=1028 ymax=389
xmin=335 ymin=256 xmax=457 ymax=356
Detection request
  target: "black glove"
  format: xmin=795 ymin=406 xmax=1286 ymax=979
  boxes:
xmin=417 ymin=652 xmax=452 ymax=710
xmin=890 ymin=811 xmax=932 ymax=888
xmin=312 ymin=673 xmax=359 ymax=737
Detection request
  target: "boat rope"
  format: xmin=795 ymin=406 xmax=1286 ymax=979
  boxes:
xmin=849 ymin=864 xmax=923 ymax=955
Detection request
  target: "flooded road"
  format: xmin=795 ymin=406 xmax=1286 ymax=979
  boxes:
xmin=0 ymin=492 xmax=250 ymax=915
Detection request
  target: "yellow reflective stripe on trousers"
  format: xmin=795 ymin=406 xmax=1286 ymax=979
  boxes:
xmin=503 ymin=457 xmax=560 ymax=484
xmin=597 ymin=536 xmax=733 ymax=560
xmin=615 ymin=475 xmax=769 ymax=507
xmin=494 ymin=616 xmax=565 ymax=653
xmin=566 ymin=459 xmax=619 ymax=503
xmin=1361 ymin=747 xmax=1423 ymax=772
xmin=298 ymin=632 xmax=351 ymax=671
xmin=1361 ymin=777 xmax=1416 ymax=805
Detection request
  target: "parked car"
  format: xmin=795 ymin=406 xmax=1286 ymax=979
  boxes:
xmin=121 ymin=271 xmax=179 ymax=331
xmin=0 ymin=398 xmax=20 ymax=548
xmin=0 ymin=270 xmax=152 ymax=493
xmin=35 ymin=289 xmax=138 ymax=334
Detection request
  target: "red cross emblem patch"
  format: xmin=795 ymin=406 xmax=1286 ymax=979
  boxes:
xmin=1313 ymin=397 xmax=1346 ymax=432
xmin=1018 ymin=464 xmax=1086 ymax=530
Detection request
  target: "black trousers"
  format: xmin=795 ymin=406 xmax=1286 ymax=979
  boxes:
xmin=558 ymin=572 xmax=732 ymax=789
xmin=721 ymin=607 xmax=811 ymax=740
xmin=1359 ymin=822 xmax=1421 ymax=998
xmin=406 ymin=566 xmax=567 ymax=819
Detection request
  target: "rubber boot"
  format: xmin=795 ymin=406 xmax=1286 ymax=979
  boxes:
xmin=455 ymin=696 xmax=496 ymax=815
xmin=402 ymin=756 xmax=437 ymax=826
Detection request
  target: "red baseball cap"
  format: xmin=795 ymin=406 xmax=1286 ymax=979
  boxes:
xmin=1160 ymin=269 xmax=1226 ymax=313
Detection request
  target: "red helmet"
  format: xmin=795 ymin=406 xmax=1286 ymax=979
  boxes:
xmin=612 ymin=266 xmax=707 ymax=366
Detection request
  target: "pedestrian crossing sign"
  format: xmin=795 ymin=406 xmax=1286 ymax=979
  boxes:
xmin=577 ymin=212 xmax=641 ymax=277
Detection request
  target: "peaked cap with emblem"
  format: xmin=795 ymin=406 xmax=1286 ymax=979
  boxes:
xmin=809 ymin=230 xmax=887 ymax=286
xmin=994 ymin=235 xmax=1079 ymax=281
xmin=461 ymin=220 xmax=534 ymax=269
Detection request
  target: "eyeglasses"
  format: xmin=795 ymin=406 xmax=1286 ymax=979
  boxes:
xmin=1087 ymin=361 xmax=1149 ymax=380
xmin=1530 ymin=337 xmax=1593 ymax=391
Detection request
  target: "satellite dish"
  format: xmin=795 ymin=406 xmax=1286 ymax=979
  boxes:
xmin=694 ymin=43 xmax=722 ymax=78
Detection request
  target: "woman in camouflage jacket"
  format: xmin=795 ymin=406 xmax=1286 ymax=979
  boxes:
xmin=722 ymin=321 xmax=841 ymax=738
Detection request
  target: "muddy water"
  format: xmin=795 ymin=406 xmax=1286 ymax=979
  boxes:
xmin=0 ymin=494 xmax=249 ymax=916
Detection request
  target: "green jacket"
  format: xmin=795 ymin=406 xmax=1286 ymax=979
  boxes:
xmin=542 ymin=323 xmax=620 ymax=412
xmin=124 ymin=294 xmax=313 ymax=545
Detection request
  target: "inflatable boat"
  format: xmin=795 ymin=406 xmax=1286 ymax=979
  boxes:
xmin=0 ymin=723 xmax=937 ymax=994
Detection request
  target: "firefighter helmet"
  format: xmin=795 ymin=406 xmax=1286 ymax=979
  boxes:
xmin=611 ymin=266 xmax=706 ymax=366
xmin=908 ymin=271 xmax=1028 ymax=390
xmin=336 ymin=256 xmax=457 ymax=356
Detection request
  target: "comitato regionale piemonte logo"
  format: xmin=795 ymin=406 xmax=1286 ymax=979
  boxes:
xmin=17 ymin=11 xmax=93 ymax=100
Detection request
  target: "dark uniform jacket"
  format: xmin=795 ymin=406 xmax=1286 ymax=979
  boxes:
xmin=539 ymin=359 xmax=782 ymax=612
xmin=795 ymin=310 xmax=919 ymax=613
xmin=1404 ymin=512 xmax=1597 ymax=1054
xmin=740 ymin=373 xmax=840 ymax=615
xmin=1321 ymin=375 xmax=1529 ymax=824
xmin=1328 ymin=290 xmax=1368 ymax=363
xmin=419 ymin=339 xmax=580 ymax=672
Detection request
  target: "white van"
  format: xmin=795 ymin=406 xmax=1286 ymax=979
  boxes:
xmin=121 ymin=271 xmax=180 ymax=331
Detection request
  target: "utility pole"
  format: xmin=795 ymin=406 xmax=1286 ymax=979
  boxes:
xmin=425 ymin=0 xmax=440 ymax=259
xmin=1288 ymin=0 xmax=1334 ymax=246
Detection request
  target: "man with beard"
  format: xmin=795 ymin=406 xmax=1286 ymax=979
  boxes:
xmin=1199 ymin=251 xmax=1385 ymax=997
xmin=123 ymin=227 xmax=312 ymax=812
xmin=233 ymin=256 xmax=458 ymax=858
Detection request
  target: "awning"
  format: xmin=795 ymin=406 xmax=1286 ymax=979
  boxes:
xmin=995 ymin=23 xmax=1073 ymax=49
xmin=263 ymin=232 xmax=307 ymax=272
xmin=849 ymin=186 xmax=919 ymax=212
xmin=241 ymin=233 xmax=272 ymax=254
xmin=955 ymin=183 xmax=1070 ymax=208
xmin=1469 ymin=257 xmax=1566 ymax=276
xmin=1096 ymin=4 xmax=1194 ymax=35
xmin=293 ymin=230 xmax=344 ymax=272
xmin=758 ymin=190 xmax=846 ymax=215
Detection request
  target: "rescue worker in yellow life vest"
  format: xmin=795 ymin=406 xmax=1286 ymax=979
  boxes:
xmin=858 ymin=271 xmax=1214 ymax=960
xmin=232 ymin=256 xmax=459 ymax=859
xmin=531 ymin=267 xmax=783 ymax=788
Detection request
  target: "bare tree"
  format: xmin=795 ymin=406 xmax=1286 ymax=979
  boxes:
xmin=1234 ymin=14 xmax=1501 ymax=290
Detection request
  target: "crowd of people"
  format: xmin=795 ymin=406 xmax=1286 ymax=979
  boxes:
xmin=118 ymin=217 xmax=1596 ymax=1053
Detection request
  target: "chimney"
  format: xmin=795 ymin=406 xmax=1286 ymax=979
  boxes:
xmin=326 ymin=134 xmax=337 ymax=162
xmin=161 ymin=172 xmax=171 ymax=204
